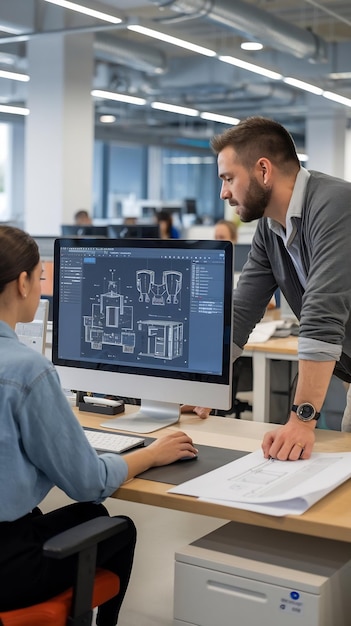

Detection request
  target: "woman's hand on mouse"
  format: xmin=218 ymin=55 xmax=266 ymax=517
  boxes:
xmin=147 ymin=431 xmax=198 ymax=466
xmin=124 ymin=431 xmax=197 ymax=480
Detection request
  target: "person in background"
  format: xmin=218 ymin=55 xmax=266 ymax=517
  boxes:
xmin=0 ymin=226 xmax=197 ymax=623
xmin=214 ymin=219 xmax=238 ymax=243
xmin=156 ymin=210 xmax=180 ymax=239
xmin=74 ymin=209 xmax=92 ymax=225
xmin=123 ymin=217 xmax=138 ymax=225
xmin=210 ymin=115 xmax=351 ymax=461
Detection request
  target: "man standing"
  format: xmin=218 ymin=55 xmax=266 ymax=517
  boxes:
xmin=211 ymin=116 xmax=351 ymax=460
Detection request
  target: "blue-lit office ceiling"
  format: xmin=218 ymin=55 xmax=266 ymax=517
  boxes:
xmin=0 ymin=0 xmax=351 ymax=150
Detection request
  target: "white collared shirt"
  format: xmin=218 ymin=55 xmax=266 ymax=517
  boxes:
xmin=268 ymin=167 xmax=310 ymax=289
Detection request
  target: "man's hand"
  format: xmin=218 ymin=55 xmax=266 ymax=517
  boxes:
xmin=180 ymin=405 xmax=211 ymax=419
xmin=262 ymin=418 xmax=316 ymax=461
xmin=262 ymin=359 xmax=334 ymax=460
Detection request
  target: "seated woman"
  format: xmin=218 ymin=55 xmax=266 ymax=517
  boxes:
xmin=0 ymin=226 xmax=197 ymax=624
xmin=156 ymin=210 xmax=180 ymax=239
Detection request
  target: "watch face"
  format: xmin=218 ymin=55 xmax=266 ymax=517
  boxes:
xmin=297 ymin=403 xmax=315 ymax=420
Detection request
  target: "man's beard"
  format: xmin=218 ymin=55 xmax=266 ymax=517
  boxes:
xmin=236 ymin=176 xmax=272 ymax=223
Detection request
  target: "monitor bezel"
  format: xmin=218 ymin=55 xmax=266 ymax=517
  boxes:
xmin=52 ymin=237 xmax=233 ymax=407
xmin=60 ymin=225 xmax=109 ymax=237
xmin=107 ymin=224 xmax=160 ymax=239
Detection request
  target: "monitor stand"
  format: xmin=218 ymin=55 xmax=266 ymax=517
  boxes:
xmin=100 ymin=400 xmax=181 ymax=433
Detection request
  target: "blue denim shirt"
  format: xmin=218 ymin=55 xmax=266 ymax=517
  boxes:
xmin=0 ymin=321 xmax=128 ymax=521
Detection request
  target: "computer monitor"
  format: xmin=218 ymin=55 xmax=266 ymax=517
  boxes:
xmin=60 ymin=225 xmax=109 ymax=237
xmin=107 ymin=224 xmax=160 ymax=239
xmin=52 ymin=238 xmax=233 ymax=433
xmin=234 ymin=243 xmax=251 ymax=272
xmin=16 ymin=298 xmax=49 ymax=355
xmin=33 ymin=235 xmax=56 ymax=260
xmin=183 ymin=198 xmax=197 ymax=215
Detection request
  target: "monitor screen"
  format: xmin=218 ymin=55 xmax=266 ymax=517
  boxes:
xmin=16 ymin=298 xmax=49 ymax=355
xmin=52 ymin=238 xmax=233 ymax=432
xmin=234 ymin=243 xmax=251 ymax=272
xmin=60 ymin=225 xmax=109 ymax=237
xmin=107 ymin=224 xmax=160 ymax=239
xmin=33 ymin=235 xmax=56 ymax=260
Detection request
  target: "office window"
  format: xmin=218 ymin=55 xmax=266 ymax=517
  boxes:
xmin=94 ymin=142 xmax=147 ymax=219
xmin=161 ymin=149 xmax=219 ymax=219
xmin=92 ymin=141 xmax=222 ymax=223
xmin=0 ymin=124 xmax=11 ymax=221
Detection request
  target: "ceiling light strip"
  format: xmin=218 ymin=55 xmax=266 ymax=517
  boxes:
xmin=0 ymin=69 xmax=29 ymax=82
xmin=201 ymin=112 xmax=240 ymax=125
xmin=43 ymin=0 xmax=122 ymax=24
xmin=322 ymin=91 xmax=351 ymax=107
xmin=0 ymin=105 xmax=29 ymax=115
xmin=92 ymin=89 xmax=146 ymax=106
xmin=151 ymin=102 xmax=199 ymax=116
xmin=283 ymin=77 xmax=323 ymax=95
xmin=219 ymin=55 xmax=282 ymax=80
xmin=128 ymin=24 xmax=216 ymax=58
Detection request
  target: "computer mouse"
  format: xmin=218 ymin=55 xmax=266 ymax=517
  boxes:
xmin=177 ymin=453 xmax=198 ymax=462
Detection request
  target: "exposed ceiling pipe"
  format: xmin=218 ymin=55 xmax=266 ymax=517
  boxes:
xmin=182 ymin=83 xmax=297 ymax=108
xmin=94 ymin=33 xmax=167 ymax=75
xmin=0 ymin=27 xmax=167 ymax=76
xmin=151 ymin=0 xmax=328 ymax=62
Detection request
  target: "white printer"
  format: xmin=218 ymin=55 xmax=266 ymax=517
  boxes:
xmin=174 ymin=521 xmax=351 ymax=626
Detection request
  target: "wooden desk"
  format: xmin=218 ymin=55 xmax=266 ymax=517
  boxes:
xmin=75 ymin=406 xmax=351 ymax=543
xmin=244 ymin=336 xmax=298 ymax=422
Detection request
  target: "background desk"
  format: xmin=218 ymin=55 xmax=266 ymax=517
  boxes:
xmin=244 ymin=336 xmax=346 ymax=428
xmin=76 ymin=406 xmax=351 ymax=543
xmin=244 ymin=336 xmax=298 ymax=422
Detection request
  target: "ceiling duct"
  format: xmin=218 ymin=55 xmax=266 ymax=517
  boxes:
xmin=151 ymin=0 xmax=328 ymax=62
xmin=94 ymin=33 xmax=167 ymax=75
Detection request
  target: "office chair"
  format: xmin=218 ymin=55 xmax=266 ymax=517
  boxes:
xmin=231 ymin=357 xmax=253 ymax=419
xmin=0 ymin=516 xmax=127 ymax=626
xmin=215 ymin=357 xmax=253 ymax=419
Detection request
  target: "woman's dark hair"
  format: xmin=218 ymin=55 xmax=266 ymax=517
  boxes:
xmin=0 ymin=226 xmax=40 ymax=294
xmin=156 ymin=210 xmax=172 ymax=237
xmin=210 ymin=116 xmax=300 ymax=173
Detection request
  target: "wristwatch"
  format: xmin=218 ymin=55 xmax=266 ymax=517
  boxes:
xmin=291 ymin=403 xmax=321 ymax=422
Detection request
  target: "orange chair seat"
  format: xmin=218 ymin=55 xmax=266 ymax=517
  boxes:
xmin=0 ymin=568 xmax=120 ymax=626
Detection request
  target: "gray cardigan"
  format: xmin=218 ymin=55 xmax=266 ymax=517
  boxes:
xmin=233 ymin=170 xmax=351 ymax=382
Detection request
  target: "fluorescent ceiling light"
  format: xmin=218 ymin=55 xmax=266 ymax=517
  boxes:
xmin=43 ymin=0 xmax=122 ymax=24
xmin=0 ymin=104 xmax=29 ymax=116
xmin=200 ymin=112 xmax=240 ymax=125
xmin=329 ymin=72 xmax=351 ymax=80
xmin=91 ymin=90 xmax=146 ymax=106
xmin=322 ymin=91 xmax=351 ymax=107
xmin=297 ymin=153 xmax=308 ymax=162
xmin=0 ymin=69 xmax=29 ymax=82
xmin=219 ymin=55 xmax=282 ymax=80
xmin=99 ymin=114 xmax=116 ymax=123
xmin=283 ymin=77 xmax=323 ymax=95
xmin=128 ymin=25 xmax=216 ymax=57
xmin=151 ymin=101 xmax=198 ymax=116
xmin=164 ymin=156 xmax=215 ymax=165
xmin=241 ymin=42 xmax=263 ymax=51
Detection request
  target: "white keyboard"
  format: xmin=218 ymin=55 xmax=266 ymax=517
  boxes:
xmin=83 ymin=429 xmax=145 ymax=454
